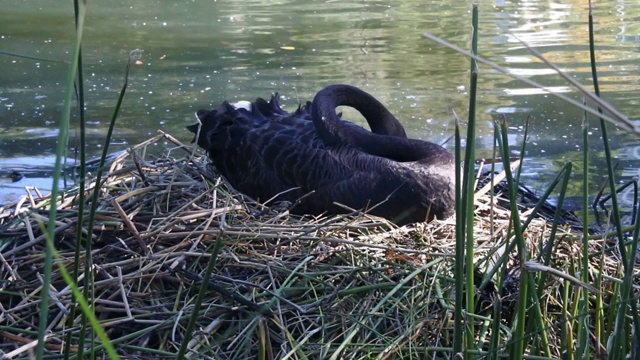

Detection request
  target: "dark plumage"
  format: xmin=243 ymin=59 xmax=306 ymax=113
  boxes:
xmin=188 ymin=84 xmax=455 ymax=225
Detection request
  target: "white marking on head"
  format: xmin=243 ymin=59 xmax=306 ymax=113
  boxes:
xmin=232 ymin=100 xmax=252 ymax=111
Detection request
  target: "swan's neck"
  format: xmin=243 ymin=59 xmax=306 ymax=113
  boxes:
xmin=312 ymin=84 xmax=451 ymax=163
xmin=312 ymin=84 xmax=406 ymax=142
xmin=357 ymin=135 xmax=451 ymax=163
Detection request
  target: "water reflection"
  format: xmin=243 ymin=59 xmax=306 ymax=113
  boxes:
xmin=0 ymin=0 xmax=639 ymax=209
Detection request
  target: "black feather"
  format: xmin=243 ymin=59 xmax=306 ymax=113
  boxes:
xmin=188 ymin=84 xmax=455 ymax=225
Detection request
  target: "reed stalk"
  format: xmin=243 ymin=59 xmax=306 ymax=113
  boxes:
xmin=453 ymin=88 xmax=464 ymax=357
xmin=453 ymin=2 xmax=479 ymax=355
xmin=461 ymin=3 xmax=480 ymax=356
xmin=496 ymin=118 xmax=528 ymax=360
xmin=587 ymin=1 xmax=640 ymax=357
xmin=67 ymin=0 xmax=89 ymax=356
xmin=576 ymin=102 xmax=591 ymax=359
xmin=35 ymin=1 xmax=87 ymax=358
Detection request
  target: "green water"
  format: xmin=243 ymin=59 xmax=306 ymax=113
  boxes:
xmin=1 ymin=0 xmax=639 ymax=210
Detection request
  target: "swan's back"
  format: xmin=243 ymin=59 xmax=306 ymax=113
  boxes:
xmin=189 ymin=85 xmax=455 ymax=225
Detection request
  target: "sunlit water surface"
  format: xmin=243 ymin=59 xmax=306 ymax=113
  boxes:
xmin=1 ymin=0 xmax=640 ymax=213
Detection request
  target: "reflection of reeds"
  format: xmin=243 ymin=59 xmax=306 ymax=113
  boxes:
xmin=1 ymin=2 xmax=639 ymax=359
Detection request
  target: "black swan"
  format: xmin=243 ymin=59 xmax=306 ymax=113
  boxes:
xmin=188 ymin=84 xmax=455 ymax=225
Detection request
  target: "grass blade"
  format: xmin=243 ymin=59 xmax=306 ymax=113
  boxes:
xmin=453 ymin=106 xmax=464 ymax=355
xmin=65 ymin=0 xmax=88 ymax=357
xmin=36 ymin=1 xmax=87 ymax=358
xmin=495 ymin=118 xmax=528 ymax=360
xmin=44 ymin=222 xmax=120 ymax=359
xmin=586 ymin=2 xmax=640 ymax=356
xmin=462 ymin=3 xmax=479 ymax=355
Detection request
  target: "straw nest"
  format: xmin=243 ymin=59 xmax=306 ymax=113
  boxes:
xmin=0 ymin=132 xmax=630 ymax=359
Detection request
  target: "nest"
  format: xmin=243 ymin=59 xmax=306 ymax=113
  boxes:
xmin=0 ymin=132 xmax=630 ymax=359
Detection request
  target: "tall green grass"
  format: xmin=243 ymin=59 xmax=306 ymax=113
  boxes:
xmin=37 ymin=0 xmax=87 ymax=357
xmin=427 ymin=2 xmax=640 ymax=359
xmin=39 ymin=1 xmax=137 ymax=359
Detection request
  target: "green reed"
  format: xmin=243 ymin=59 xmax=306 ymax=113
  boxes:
xmin=587 ymin=0 xmax=640 ymax=357
xmin=35 ymin=0 xmax=85 ymax=357
xmin=425 ymin=0 xmax=640 ymax=356
xmin=47 ymin=0 xmax=137 ymax=358
xmin=65 ymin=0 xmax=88 ymax=356
xmin=454 ymin=2 xmax=479 ymax=356
xmin=37 ymin=0 xmax=117 ymax=359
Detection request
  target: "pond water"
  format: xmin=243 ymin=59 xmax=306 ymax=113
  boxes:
xmin=1 ymin=0 xmax=639 ymax=212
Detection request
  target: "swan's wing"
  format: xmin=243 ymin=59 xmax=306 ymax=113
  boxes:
xmin=255 ymin=140 xmax=408 ymax=215
xmin=218 ymin=122 xmax=369 ymax=207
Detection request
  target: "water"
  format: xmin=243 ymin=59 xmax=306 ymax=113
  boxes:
xmin=1 ymin=0 xmax=639 ymax=211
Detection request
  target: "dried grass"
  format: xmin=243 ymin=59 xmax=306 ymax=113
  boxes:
xmin=0 ymin=132 xmax=631 ymax=359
